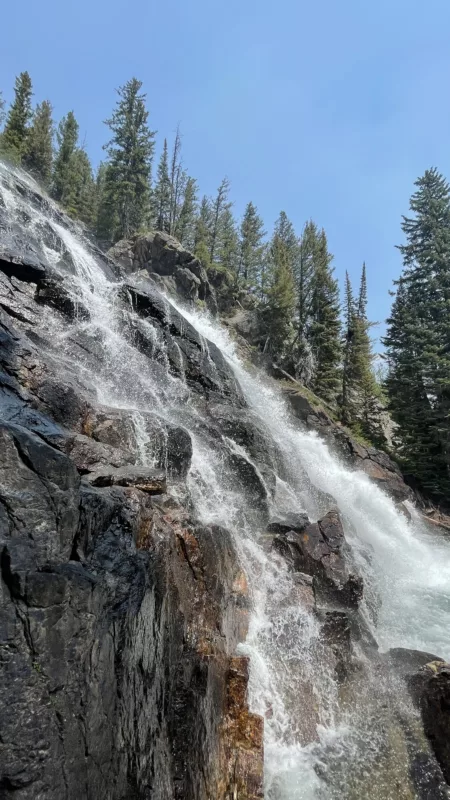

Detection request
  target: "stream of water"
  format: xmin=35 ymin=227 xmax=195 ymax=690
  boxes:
xmin=2 ymin=162 xmax=450 ymax=798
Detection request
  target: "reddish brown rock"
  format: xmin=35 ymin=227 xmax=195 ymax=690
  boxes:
xmin=219 ymin=657 xmax=264 ymax=800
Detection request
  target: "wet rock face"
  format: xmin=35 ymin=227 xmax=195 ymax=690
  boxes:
xmin=409 ymin=661 xmax=450 ymax=783
xmin=0 ymin=417 xmax=260 ymax=799
xmin=0 ymin=172 xmax=263 ymax=799
xmin=122 ymin=277 xmax=244 ymax=403
xmin=35 ymin=274 xmax=91 ymax=321
xmin=219 ymin=657 xmax=264 ymax=799
xmin=108 ymin=231 xmax=218 ymax=313
xmin=272 ymin=510 xmax=363 ymax=608
xmin=283 ymin=387 xmax=414 ymax=503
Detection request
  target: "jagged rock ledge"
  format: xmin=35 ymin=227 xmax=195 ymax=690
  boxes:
xmin=108 ymin=231 xmax=218 ymax=314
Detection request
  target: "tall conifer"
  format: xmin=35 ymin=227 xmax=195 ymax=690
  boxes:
xmin=175 ymin=176 xmax=198 ymax=250
xmin=154 ymin=139 xmax=171 ymax=232
xmin=218 ymin=207 xmax=240 ymax=275
xmin=260 ymin=232 xmax=296 ymax=356
xmin=194 ymin=195 xmax=213 ymax=267
xmin=308 ymin=231 xmax=341 ymax=403
xmin=239 ymin=201 xmax=266 ymax=288
xmin=103 ymin=77 xmax=155 ymax=241
xmin=23 ymin=100 xmax=53 ymax=185
xmin=61 ymin=149 xmax=96 ymax=225
xmin=384 ymin=168 xmax=450 ymax=495
xmin=210 ymin=178 xmax=230 ymax=263
xmin=169 ymin=126 xmax=182 ymax=233
xmin=52 ymin=111 xmax=79 ymax=201
xmin=2 ymin=72 xmax=33 ymax=158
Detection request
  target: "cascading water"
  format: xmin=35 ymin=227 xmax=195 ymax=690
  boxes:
xmin=2 ymin=161 xmax=450 ymax=799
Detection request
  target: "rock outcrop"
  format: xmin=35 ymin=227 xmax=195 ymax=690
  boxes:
xmin=108 ymin=231 xmax=218 ymax=313
xmin=272 ymin=510 xmax=363 ymax=608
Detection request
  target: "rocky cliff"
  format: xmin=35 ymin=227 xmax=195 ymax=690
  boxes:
xmin=0 ymin=170 xmax=263 ymax=799
xmin=1 ymin=165 xmax=450 ymax=800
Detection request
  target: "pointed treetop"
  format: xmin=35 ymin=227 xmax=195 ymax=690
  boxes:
xmin=2 ymin=71 xmax=33 ymax=156
xmin=23 ymin=99 xmax=54 ymax=185
xmin=358 ymin=262 xmax=367 ymax=319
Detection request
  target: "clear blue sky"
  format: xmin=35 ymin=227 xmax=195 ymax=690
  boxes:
xmin=2 ymin=0 xmax=450 ymax=345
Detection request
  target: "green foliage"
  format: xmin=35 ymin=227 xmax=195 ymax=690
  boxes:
xmin=61 ymin=149 xmax=96 ymax=226
xmin=308 ymin=231 xmax=342 ymax=404
xmin=209 ymin=177 xmax=231 ymax=263
xmin=168 ymin=125 xmax=183 ymax=234
xmin=103 ymin=77 xmax=156 ymax=241
xmin=239 ymin=201 xmax=266 ymax=288
xmin=154 ymin=138 xmax=171 ymax=232
xmin=95 ymin=162 xmax=119 ymax=245
xmin=52 ymin=111 xmax=79 ymax=201
xmin=175 ymin=176 xmax=198 ymax=250
xmin=260 ymin=233 xmax=296 ymax=355
xmin=296 ymin=220 xmax=319 ymax=339
xmin=341 ymin=266 xmax=383 ymax=442
xmin=358 ymin=261 xmax=367 ymax=318
xmin=194 ymin=195 xmax=213 ymax=266
xmin=23 ymin=100 xmax=53 ymax=185
xmin=218 ymin=206 xmax=240 ymax=275
xmin=384 ymin=168 xmax=450 ymax=497
xmin=1 ymin=72 xmax=33 ymax=159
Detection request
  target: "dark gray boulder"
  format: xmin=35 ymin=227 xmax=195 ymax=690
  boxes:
xmin=408 ymin=660 xmax=450 ymax=784
xmin=122 ymin=279 xmax=244 ymax=403
xmin=85 ymin=465 xmax=167 ymax=493
xmin=272 ymin=510 xmax=363 ymax=608
xmin=108 ymin=231 xmax=218 ymax=313
xmin=35 ymin=275 xmax=90 ymax=320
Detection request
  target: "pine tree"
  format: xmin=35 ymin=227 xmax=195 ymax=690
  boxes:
xmin=296 ymin=221 xmax=319 ymax=339
xmin=274 ymin=211 xmax=299 ymax=260
xmin=175 ymin=176 xmax=198 ymax=250
xmin=23 ymin=100 xmax=53 ymax=185
xmin=308 ymin=230 xmax=341 ymax=404
xmin=154 ymin=138 xmax=171 ymax=232
xmin=194 ymin=195 xmax=213 ymax=268
xmin=260 ymin=233 xmax=296 ymax=356
xmin=218 ymin=206 xmax=240 ymax=275
xmin=239 ymin=201 xmax=266 ymax=288
xmin=52 ymin=111 xmax=79 ymax=201
xmin=103 ymin=77 xmax=155 ymax=241
xmin=340 ymin=265 xmax=384 ymax=441
xmin=210 ymin=177 xmax=230 ymax=263
xmin=384 ymin=168 xmax=450 ymax=496
xmin=342 ymin=271 xmax=356 ymax=423
xmin=95 ymin=162 xmax=118 ymax=244
xmin=292 ymin=220 xmax=320 ymax=381
xmin=169 ymin=125 xmax=182 ymax=233
xmin=61 ymin=149 xmax=96 ymax=225
xmin=1 ymin=72 xmax=33 ymax=158
xmin=358 ymin=261 xmax=367 ymax=318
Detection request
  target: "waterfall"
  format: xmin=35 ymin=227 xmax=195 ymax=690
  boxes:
xmin=2 ymin=162 xmax=450 ymax=799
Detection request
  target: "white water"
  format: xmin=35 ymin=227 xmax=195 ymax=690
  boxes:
xmin=2 ymin=163 xmax=450 ymax=798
